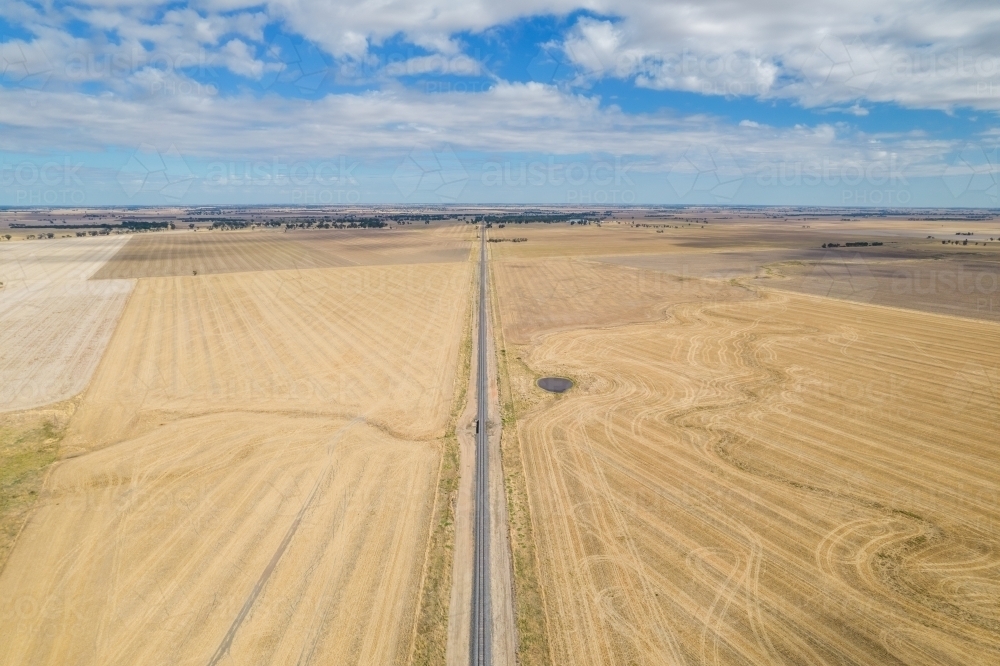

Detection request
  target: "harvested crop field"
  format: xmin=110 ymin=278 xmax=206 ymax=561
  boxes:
xmin=3 ymin=216 xmax=998 ymax=666
xmin=494 ymin=251 xmax=1000 ymax=665
xmin=494 ymin=256 xmax=753 ymax=344
xmin=770 ymin=254 xmax=1000 ymax=323
xmin=598 ymin=248 xmax=820 ymax=279
xmin=68 ymin=262 xmax=470 ymax=451
xmin=0 ymin=413 xmax=438 ymax=665
xmin=0 ymin=241 xmax=473 ymax=665
xmin=0 ymin=236 xmax=133 ymax=412
xmin=92 ymin=227 xmax=470 ymax=279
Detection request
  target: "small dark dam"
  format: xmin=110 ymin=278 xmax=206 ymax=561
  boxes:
xmin=537 ymin=377 xmax=573 ymax=393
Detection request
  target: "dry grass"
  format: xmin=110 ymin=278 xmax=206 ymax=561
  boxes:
xmin=494 ymin=255 xmax=1000 ymax=665
xmin=0 ymin=402 xmax=74 ymax=572
xmin=411 ymin=268 xmax=475 ymax=666
xmin=0 ymin=257 xmax=472 ymax=665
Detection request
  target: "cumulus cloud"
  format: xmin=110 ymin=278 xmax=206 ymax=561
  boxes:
xmin=242 ymin=0 xmax=1000 ymax=111
xmin=0 ymin=0 xmax=996 ymax=198
xmin=550 ymin=1 xmax=1000 ymax=111
xmin=562 ymin=18 xmax=644 ymax=79
xmin=0 ymin=79 xmax=960 ymax=181
xmin=6 ymin=0 xmax=1000 ymax=110
xmin=219 ymin=39 xmax=265 ymax=79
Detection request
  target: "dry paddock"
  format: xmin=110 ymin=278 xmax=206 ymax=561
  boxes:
xmin=0 ymin=229 xmax=475 ymax=665
xmin=494 ymin=252 xmax=1000 ymax=666
xmin=91 ymin=227 xmax=471 ymax=279
xmin=3 ymin=221 xmax=999 ymax=665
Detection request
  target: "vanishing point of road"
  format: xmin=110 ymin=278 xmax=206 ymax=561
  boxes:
xmin=471 ymin=223 xmax=492 ymax=666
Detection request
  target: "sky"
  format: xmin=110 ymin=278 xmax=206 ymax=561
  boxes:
xmin=0 ymin=0 xmax=999 ymax=207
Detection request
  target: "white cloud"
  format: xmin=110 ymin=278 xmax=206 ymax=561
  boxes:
xmin=6 ymin=1 xmax=1000 ymax=111
xmin=0 ymin=79 xmax=962 ymax=180
xmin=548 ymin=1 xmax=1000 ymax=111
xmin=818 ymin=102 xmax=870 ymax=116
xmin=219 ymin=39 xmax=265 ymax=79
xmin=562 ymin=19 xmax=644 ymax=79
xmin=261 ymin=0 xmax=572 ymax=58
xmin=0 ymin=0 xmax=997 ymax=199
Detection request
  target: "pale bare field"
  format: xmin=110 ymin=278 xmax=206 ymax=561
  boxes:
xmin=1 ymin=237 xmax=473 ymax=665
xmin=494 ymin=247 xmax=1000 ymax=664
xmin=92 ymin=227 xmax=469 ymax=279
xmin=0 ymin=236 xmax=133 ymax=412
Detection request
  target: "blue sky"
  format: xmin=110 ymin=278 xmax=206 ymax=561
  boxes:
xmin=1 ymin=1 xmax=998 ymax=206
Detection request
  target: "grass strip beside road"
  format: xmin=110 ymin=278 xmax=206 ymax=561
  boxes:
xmin=410 ymin=263 xmax=475 ymax=666
xmin=0 ymin=401 xmax=74 ymax=574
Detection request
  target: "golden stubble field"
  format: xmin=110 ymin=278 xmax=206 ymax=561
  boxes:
xmin=3 ymin=219 xmax=999 ymax=665
xmin=492 ymin=225 xmax=1000 ymax=665
xmin=91 ymin=226 xmax=471 ymax=279
xmin=0 ymin=228 xmax=474 ymax=665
